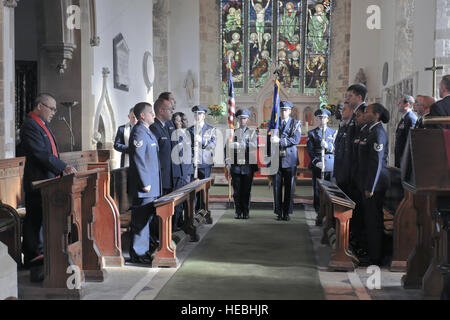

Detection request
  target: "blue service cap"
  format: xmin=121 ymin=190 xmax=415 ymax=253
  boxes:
xmin=314 ymin=109 xmax=331 ymax=117
xmin=192 ymin=105 xmax=208 ymax=113
xmin=280 ymin=101 xmax=293 ymax=109
xmin=236 ymin=109 xmax=251 ymax=118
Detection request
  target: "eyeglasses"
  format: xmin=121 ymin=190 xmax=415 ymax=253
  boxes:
xmin=41 ymin=103 xmax=57 ymax=113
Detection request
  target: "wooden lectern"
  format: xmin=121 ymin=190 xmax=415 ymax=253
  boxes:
xmin=33 ymin=169 xmax=105 ymax=299
xmin=401 ymin=128 xmax=450 ymax=299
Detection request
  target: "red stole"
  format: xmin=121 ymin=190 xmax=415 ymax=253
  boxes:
xmin=29 ymin=112 xmax=59 ymax=158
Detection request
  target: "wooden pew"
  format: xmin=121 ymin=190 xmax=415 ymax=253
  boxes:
xmin=109 ymin=166 xmax=133 ymax=232
xmin=87 ymin=163 xmax=124 ymax=267
xmin=152 ymin=178 xmax=213 ymax=268
xmin=0 ymin=157 xmax=26 ymax=265
xmin=0 ymin=150 xmax=121 ymax=270
xmin=0 ymin=201 xmax=21 ymax=265
xmin=318 ymin=179 xmax=357 ymax=271
xmin=401 ymin=128 xmax=450 ymax=299
xmin=32 ymin=169 xmax=105 ymax=299
xmin=63 ymin=150 xmax=123 ymax=268
xmin=387 ymin=166 xmax=419 ymax=272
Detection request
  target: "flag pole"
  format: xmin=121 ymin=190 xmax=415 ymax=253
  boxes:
xmin=226 ymin=57 xmax=235 ymax=204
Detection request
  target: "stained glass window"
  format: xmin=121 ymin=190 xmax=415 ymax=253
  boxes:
xmin=220 ymin=0 xmax=332 ymax=104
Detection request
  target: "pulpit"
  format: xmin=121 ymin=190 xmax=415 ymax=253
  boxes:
xmin=32 ymin=169 xmax=105 ymax=299
xmin=401 ymin=128 xmax=450 ymax=299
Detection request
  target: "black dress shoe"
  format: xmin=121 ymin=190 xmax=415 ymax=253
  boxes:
xmin=235 ymin=213 xmax=242 ymax=219
xmin=283 ymin=215 xmax=291 ymax=221
xmin=128 ymin=249 xmax=152 ymax=264
xmin=242 ymin=213 xmax=249 ymax=220
xmin=276 ymin=215 xmax=283 ymax=221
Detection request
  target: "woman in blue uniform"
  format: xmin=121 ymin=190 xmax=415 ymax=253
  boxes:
xmin=358 ymin=103 xmax=391 ymax=266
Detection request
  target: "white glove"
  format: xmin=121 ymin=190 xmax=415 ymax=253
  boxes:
xmin=271 ymin=136 xmax=280 ymax=144
xmin=195 ymin=135 xmax=202 ymax=144
xmin=230 ymin=142 xmax=240 ymax=149
xmin=143 ymin=185 xmax=151 ymax=193
xmin=321 ymin=141 xmax=328 ymax=149
xmin=315 ymin=162 xmax=323 ymax=169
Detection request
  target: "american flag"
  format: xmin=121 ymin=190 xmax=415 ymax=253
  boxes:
xmin=227 ymin=60 xmax=235 ymax=130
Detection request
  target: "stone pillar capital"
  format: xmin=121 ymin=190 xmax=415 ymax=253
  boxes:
xmin=3 ymin=0 xmax=19 ymax=8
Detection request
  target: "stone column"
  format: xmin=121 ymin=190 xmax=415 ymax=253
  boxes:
xmin=153 ymin=0 xmax=169 ymax=97
xmin=435 ymin=0 xmax=450 ymax=79
xmin=199 ymin=0 xmax=220 ymax=105
xmin=0 ymin=241 xmax=18 ymax=300
xmin=1 ymin=0 xmax=18 ymax=159
xmin=328 ymin=0 xmax=351 ymax=103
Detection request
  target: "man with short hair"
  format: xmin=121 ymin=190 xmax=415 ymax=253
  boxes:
xmin=188 ymin=106 xmax=217 ymax=212
xmin=226 ymin=109 xmax=258 ymax=220
xmin=414 ymin=95 xmax=435 ymax=129
xmin=333 ymin=101 xmax=353 ymax=193
xmin=429 ymin=75 xmax=450 ymax=129
xmin=307 ymin=109 xmax=336 ymax=214
xmin=128 ymin=102 xmax=160 ymax=264
xmin=395 ymin=94 xmax=417 ymax=168
xmin=159 ymin=92 xmax=177 ymax=112
xmin=270 ymin=101 xmax=302 ymax=221
xmin=114 ymin=108 xmax=138 ymax=167
xmin=20 ymin=93 xmax=77 ymax=280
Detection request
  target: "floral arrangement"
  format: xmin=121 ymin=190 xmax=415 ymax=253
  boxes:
xmin=259 ymin=120 xmax=270 ymax=129
xmin=208 ymin=104 xmax=226 ymax=117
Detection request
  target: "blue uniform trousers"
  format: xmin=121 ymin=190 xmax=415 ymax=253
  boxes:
xmin=131 ymin=197 xmax=156 ymax=256
xmin=194 ymin=167 xmax=211 ymax=212
xmin=272 ymin=167 xmax=297 ymax=217
xmin=231 ymin=171 xmax=254 ymax=217
xmin=362 ymin=190 xmax=386 ymax=264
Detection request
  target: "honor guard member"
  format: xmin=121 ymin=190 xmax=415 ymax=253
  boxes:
xmin=128 ymin=102 xmax=161 ymax=264
xmin=226 ymin=109 xmax=258 ymax=219
xmin=394 ymin=95 xmax=417 ymax=168
xmin=189 ymin=106 xmax=217 ymax=211
xmin=306 ymin=109 xmax=336 ymax=213
xmin=270 ymin=101 xmax=302 ymax=221
xmin=172 ymin=112 xmax=194 ymax=230
xmin=358 ymin=103 xmax=391 ymax=266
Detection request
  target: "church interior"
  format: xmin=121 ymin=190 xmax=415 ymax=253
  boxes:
xmin=0 ymin=0 xmax=449 ymax=303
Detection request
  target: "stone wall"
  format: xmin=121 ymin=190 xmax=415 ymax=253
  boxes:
xmin=153 ymin=0 xmax=170 ymax=98
xmin=199 ymin=0 xmax=220 ymax=105
xmin=435 ymin=0 xmax=450 ymax=81
xmin=328 ymin=0 xmax=351 ymax=104
xmin=393 ymin=0 xmax=415 ymax=84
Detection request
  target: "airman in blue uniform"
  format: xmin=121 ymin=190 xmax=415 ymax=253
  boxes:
xmin=150 ymin=98 xmax=184 ymax=230
xmin=128 ymin=102 xmax=161 ymax=264
xmin=188 ymin=106 xmax=217 ymax=211
xmin=358 ymin=103 xmax=391 ymax=266
xmin=226 ymin=109 xmax=258 ymax=219
xmin=270 ymin=101 xmax=302 ymax=221
xmin=395 ymin=95 xmax=417 ymax=168
xmin=306 ymin=109 xmax=336 ymax=213
xmin=333 ymin=102 xmax=354 ymax=194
